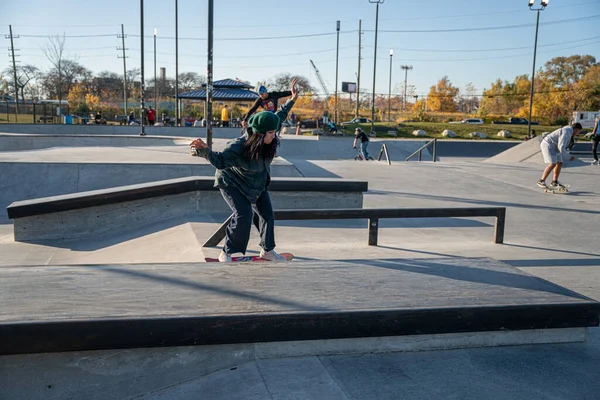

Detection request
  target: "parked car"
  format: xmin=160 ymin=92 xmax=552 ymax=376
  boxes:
xmin=341 ymin=117 xmax=371 ymax=125
xmin=492 ymin=117 xmax=539 ymax=125
xmin=449 ymin=118 xmax=484 ymax=124
xmin=298 ymin=119 xmax=319 ymax=129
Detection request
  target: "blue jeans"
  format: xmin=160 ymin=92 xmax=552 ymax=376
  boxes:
xmin=220 ymin=187 xmax=276 ymax=255
xmin=360 ymin=141 xmax=370 ymax=159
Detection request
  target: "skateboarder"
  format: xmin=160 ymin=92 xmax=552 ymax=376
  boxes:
xmin=536 ymin=123 xmax=582 ymax=190
xmin=241 ymin=85 xmax=292 ymax=127
xmin=592 ymin=117 xmax=599 ymax=165
xmin=190 ymin=78 xmax=299 ymax=262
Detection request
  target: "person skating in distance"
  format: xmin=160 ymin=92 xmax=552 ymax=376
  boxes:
xmin=537 ymin=123 xmax=582 ymax=190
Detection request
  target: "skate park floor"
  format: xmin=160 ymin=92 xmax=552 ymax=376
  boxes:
xmin=1 ymin=132 xmax=600 ymax=399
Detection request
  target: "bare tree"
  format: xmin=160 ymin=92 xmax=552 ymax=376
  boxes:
xmin=17 ymin=65 xmax=40 ymax=103
xmin=42 ymin=35 xmax=67 ymax=111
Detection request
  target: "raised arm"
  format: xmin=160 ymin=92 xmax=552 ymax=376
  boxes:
xmin=242 ymin=98 xmax=262 ymax=123
xmin=190 ymin=138 xmax=244 ymax=170
xmin=274 ymin=78 xmax=299 ymax=130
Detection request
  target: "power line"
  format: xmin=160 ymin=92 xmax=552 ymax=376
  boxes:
xmin=366 ymin=36 xmax=600 ymax=53
xmin=128 ymin=30 xmax=356 ymax=41
xmin=371 ymin=14 xmax=600 ymax=34
xmin=378 ymin=0 xmax=598 ymax=22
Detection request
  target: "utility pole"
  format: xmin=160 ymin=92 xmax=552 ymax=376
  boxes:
xmin=369 ymin=0 xmax=384 ymax=135
xmin=401 ymin=65 xmax=413 ymax=112
xmin=7 ymin=25 xmax=19 ymax=118
xmin=356 ymin=19 xmax=361 ymax=118
xmin=206 ymin=0 xmax=214 ymax=148
xmin=118 ymin=24 xmax=128 ymax=115
xmin=140 ymin=0 xmax=146 ymax=135
xmin=334 ymin=21 xmax=340 ymax=124
xmin=153 ymin=27 xmax=157 ymax=110
xmin=175 ymin=0 xmax=180 ymax=126
xmin=388 ymin=49 xmax=393 ymax=122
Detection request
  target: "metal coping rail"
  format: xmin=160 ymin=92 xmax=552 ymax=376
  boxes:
xmin=406 ymin=138 xmax=438 ymax=162
xmin=203 ymin=206 xmax=506 ymax=247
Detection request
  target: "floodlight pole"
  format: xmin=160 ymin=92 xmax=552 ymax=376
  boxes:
xmin=401 ymin=65 xmax=412 ymax=112
xmin=153 ymin=28 xmax=157 ymax=110
xmin=369 ymin=0 xmax=384 ymax=136
xmin=356 ymin=19 xmax=362 ymax=118
xmin=335 ymin=21 xmax=340 ymax=124
xmin=175 ymin=0 xmax=180 ymax=126
xmin=139 ymin=0 xmax=145 ymax=136
xmin=388 ymin=49 xmax=393 ymax=122
xmin=527 ymin=0 xmax=548 ymax=137
xmin=206 ymin=0 xmax=214 ymax=148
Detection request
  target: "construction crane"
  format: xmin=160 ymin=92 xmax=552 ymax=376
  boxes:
xmin=310 ymin=60 xmax=330 ymax=98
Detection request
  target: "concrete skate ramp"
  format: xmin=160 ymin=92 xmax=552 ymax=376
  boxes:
xmin=485 ymin=137 xmax=589 ymax=166
xmin=0 ymin=133 xmax=191 ymax=152
xmin=485 ymin=137 xmax=544 ymax=164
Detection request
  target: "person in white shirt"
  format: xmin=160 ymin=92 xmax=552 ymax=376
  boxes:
xmin=536 ymin=123 xmax=582 ymax=190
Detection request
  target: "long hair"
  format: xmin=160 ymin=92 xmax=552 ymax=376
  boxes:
xmin=243 ymin=127 xmax=278 ymax=161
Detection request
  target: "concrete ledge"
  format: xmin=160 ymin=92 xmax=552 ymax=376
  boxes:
xmin=7 ymin=176 xmax=367 ymax=241
xmin=1 ymin=258 xmax=597 ymax=355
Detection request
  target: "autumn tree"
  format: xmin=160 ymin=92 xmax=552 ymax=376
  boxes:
xmin=544 ymin=55 xmax=597 ymax=88
xmin=267 ymin=73 xmax=314 ymax=93
xmin=427 ymin=76 xmax=459 ymax=112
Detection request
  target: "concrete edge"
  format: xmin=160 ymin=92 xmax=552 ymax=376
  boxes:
xmin=253 ymin=327 xmax=587 ymax=359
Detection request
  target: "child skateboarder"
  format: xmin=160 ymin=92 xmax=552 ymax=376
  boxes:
xmin=536 ymin=123 xmax=582 ymax=190
xmin=190 ymin=78 xmax=299 ymax=262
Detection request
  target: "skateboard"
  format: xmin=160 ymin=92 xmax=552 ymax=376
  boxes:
xmin=205 ymin=253 xmax=294 ymax=263
xmin=543 ymin=184 xmax=570 ymax=194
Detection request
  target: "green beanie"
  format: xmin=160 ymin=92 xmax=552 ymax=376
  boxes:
xmin=248 ymin=111 xmax=280 ymax=133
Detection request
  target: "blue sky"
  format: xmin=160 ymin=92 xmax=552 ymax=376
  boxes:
xmin=1 ymin=0 xmax=599 ymax=97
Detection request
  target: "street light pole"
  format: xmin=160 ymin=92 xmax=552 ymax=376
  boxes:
xmin=369 ymin=0 xmax=384 ymax=135
xmin=206 ymin=0 xmax=214 ymax=148
xmin=335 ymin=20 xmax=340 ymax=124
xmin=139 ymin=0 xmax=145 ymax=136
xmin=153 ymin=27 xmax=157 ymax=110
xmin=527 ymin=0 xmax=548 ymax=137
xmin=388 ymin=49 xmax=393 ymax=122
xmin=401 ymin=65 xmax=412 ymax=112
xmin=175 ymin=0 xmax=180 ymax=126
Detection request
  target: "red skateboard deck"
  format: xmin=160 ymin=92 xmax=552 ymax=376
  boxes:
xmin=205 ymin=253 xmax=294 ymax=263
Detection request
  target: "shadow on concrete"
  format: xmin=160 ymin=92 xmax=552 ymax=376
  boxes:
xmin=86 ymin=264 xmax=334 ymax=311
xmin=502 ymin=258 xmax=600 ymax=268
xmin=336 ymin=257 xmax=588 ymax=299
xmin=287 ymin=159 xmax=341 ymax=178
xmin=390 ymin=191 xmax=600 ymax=216
xmin=375 ymin=245 xmax=464 ymax=259
xmin=503 ymin=243 xmax=600 ymax=258
xmin=23 ymin=213 xmax=229 ymax=251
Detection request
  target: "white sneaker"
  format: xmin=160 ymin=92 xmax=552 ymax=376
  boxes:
xmin=259 ymin=249 xmax=288 ymax=261
xmin=218 ymin=251 xmax=232 ymax=262
xmin=592 ymin=160 xmax=599 ymax=165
